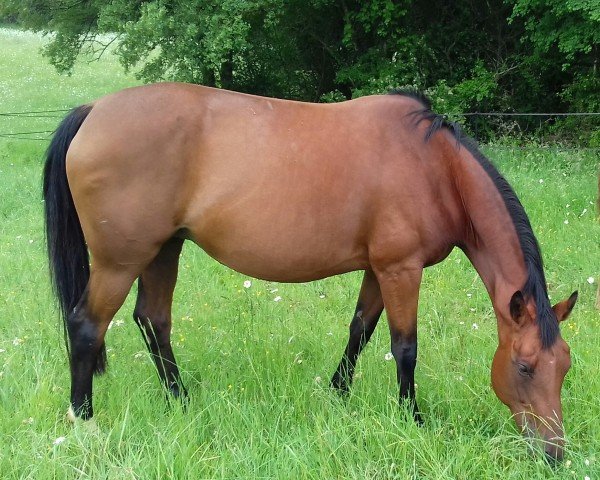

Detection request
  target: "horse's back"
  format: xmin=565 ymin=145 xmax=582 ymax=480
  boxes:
xmin=66 ymin=84 xmax=449 ymax=280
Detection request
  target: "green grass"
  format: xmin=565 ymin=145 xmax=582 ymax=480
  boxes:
xmin=0 ymin=27 xmax=599 ymax=479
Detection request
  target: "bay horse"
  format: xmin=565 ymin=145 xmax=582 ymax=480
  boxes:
xmin=43 ymin=84 xmax=577 ymax=461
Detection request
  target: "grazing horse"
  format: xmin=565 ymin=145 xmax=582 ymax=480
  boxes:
xmin=43 ymin=84 xmax=577 ymax=461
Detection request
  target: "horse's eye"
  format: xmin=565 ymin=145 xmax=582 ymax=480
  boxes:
xmin=517 ymin=363 xmax=532 ymax=377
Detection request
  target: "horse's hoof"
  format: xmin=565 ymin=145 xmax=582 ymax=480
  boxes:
xmin=66 ymin=405 xmax=98 ymax=426
xmin=414 ymin=411 xmax=424 ymax=426
xmin=330 ymin=372 xmax=352 ymax=395
xmin=330 ymin=382 xmax=350 ymax=397
xmin=66 ymin=405 xmax=78 ymax=423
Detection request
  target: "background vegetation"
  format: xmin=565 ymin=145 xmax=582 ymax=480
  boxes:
xmin=1 ymin=0 xmax=599 ymax=143
xmin=0 ymin=27 xmax=599 ymax=479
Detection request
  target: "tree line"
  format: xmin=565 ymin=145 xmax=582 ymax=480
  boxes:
xmin=1 ymin=0 xmax=598 ymax=143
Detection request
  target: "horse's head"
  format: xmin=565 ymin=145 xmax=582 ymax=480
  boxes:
xmin=491 ymin=290 xmax=578 ymax=462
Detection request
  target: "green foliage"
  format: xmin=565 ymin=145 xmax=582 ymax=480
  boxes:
xmin=511 ymin=0 xmax=600 ymax=64
xmin=509 ymin=0 xmax=600 ymax=138
xmin=427 ymin=63 xmax=499 ymax=116
xmin=0 ymin=0 xmax=598 ymax=140
xmin=1 ymin=29 xmax=600 ymax=478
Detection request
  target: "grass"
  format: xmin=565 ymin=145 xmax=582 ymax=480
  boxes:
xmin=0 ymin=27 xmax=599 ymax=479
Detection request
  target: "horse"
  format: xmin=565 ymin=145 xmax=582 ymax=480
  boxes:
xmin=43 ymin=83 xmax=577 ymax=461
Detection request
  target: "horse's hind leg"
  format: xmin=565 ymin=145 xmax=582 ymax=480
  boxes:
xmin=69 ymin=265 xmax=140 ymax=420
xmin=133 ymin=237 xmax=187 ymax=399
xmin=331 ymin=269 xmax=384 ymax=392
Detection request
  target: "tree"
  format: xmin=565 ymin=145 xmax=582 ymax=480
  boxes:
xmin=1 ymin=0 xmax=598 ymax=142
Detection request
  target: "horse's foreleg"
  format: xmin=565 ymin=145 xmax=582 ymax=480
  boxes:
xmin=331 ymin=269 xmax=383 ymax=393
xmin=68 ymin=266 xmax=138 ymax=420
xmin=374 ymin=265 xmax=423 ymax=423
xmin=133 ymin=237 xmax=187 ymax=400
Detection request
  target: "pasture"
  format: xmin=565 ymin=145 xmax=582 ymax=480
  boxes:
xmin=0 ymin=28 xmax=598 ymax=479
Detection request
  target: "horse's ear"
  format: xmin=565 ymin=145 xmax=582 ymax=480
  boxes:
xmin=509 ymin=290 xmax=526 ymax=323
xmin=553 ymin=291 xmax=578 ymax=322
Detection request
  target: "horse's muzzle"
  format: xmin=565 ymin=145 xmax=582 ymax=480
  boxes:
xmin=543 ymin=438 xmax=564 ymax=464
xmin=518 ymin=413 xmax=565 ymax=463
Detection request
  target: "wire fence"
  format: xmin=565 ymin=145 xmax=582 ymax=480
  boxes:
xmin=0 ymin=109 xmax=71 ymax=117
xmin=0 ymin=108 xmax=599 ymax=150
xmin=0 ymin=108 xmax=70 ymax=141
xmin=456 ymin=112 xmax=600 ymax=150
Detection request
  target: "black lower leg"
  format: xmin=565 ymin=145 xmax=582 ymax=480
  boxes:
xmin=134 ymin=276 xmax=187 ymax=399
xmin=134 ymin=311 xmax=187 ymax=399
xmin=331 ymin=305 xmax=381 ymax=392
xmin=68 ymin=307 xmax=103 ymax=419
xmin=391 ymin=337 xmax=422 ymax=423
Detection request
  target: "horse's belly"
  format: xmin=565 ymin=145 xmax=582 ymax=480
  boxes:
xmin=197 ymin=244 xmax=366 ymax=282
xmin=186 ymin=206 xmax=369 ymax=282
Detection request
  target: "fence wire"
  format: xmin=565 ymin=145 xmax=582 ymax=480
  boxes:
xmin=0 ymin=108 xmax=598 ymax=146
xmin=0 ymin=109 xmax=71 ymax=118
xmin=462 ymin=112 xmax=600 ymax=117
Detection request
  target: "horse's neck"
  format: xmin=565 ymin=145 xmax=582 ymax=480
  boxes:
xmin=451 ymin=146 xmax=528 ymax=321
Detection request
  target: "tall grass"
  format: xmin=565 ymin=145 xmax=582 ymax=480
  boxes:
xmin=0 ymin=28 xmax=598 ymax=479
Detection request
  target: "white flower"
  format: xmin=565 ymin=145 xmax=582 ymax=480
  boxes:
xmin=53 ymin=436 xmax=66 ymax=446
xmin=565 ymin=460 xmax=572 ymax=467
xmin=472 ymin=323 xmax=479 ymax=330
xmin=319 ymin=294 xmax=326 ymax=299
xmin=314 ymin=376 xmax=322 ymax=383
xmin=538 ymin=179 xmax=544 ymax=184
xmin=584 ymin=476 xmax=590 ymax=480
xmin=584 ymin=459 xmax=590 ymax=466
xmin=270 ymin=288 xmax=278 ymax=293
xmin=587 ymin=277 xmax=595 ymax=284
xmin=273 ymin=296 xmax=282 ymax=302
xmin=12 ymin=338 xmax=23 ymax=346
xmin=108 ymin=320 xmax=125 ymax=329
xmin=243 ymin=280 xmax=252 ymax=288
xmin=384 ymin=352 xmax=393 ymax=361
xmin=466 ymin=293 xmax=472 ymax=298
xmin=564 ymin=220 xmax=569 ymax=224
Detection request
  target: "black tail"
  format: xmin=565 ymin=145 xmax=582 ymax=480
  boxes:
xmin=43 ymin=104 xmax=107 ymax=375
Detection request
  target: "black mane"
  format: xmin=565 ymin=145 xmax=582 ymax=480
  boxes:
xmin=388 ymin=89 xmax=559 ymax=348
